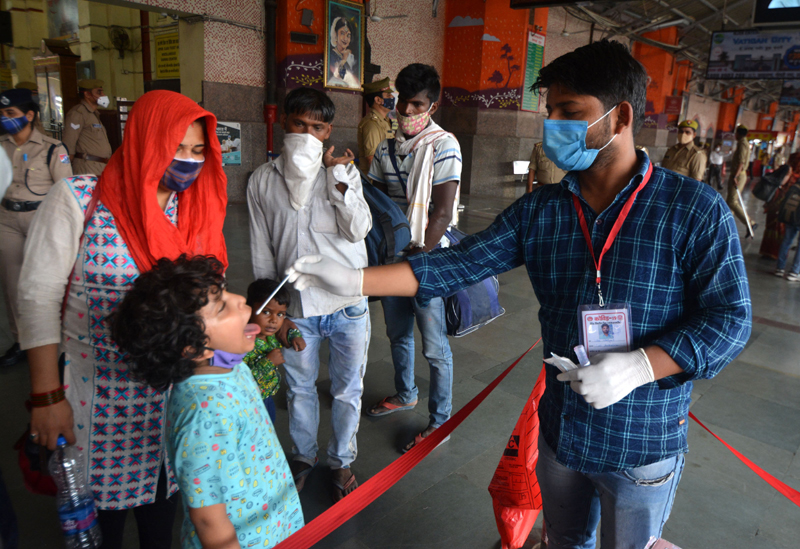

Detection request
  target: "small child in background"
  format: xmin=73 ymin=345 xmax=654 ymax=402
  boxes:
xmin=110 ymin=255 xmax=303 ymax=549
xmin=244 ymin=278 xmax=306 ymax=424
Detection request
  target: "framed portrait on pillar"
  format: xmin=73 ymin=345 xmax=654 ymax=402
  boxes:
xmin=324 ymin=0 xmax=364 ymax=91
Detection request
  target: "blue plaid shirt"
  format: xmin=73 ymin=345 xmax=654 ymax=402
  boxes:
xmin=408 ymin=153 xmax=751 ymax=473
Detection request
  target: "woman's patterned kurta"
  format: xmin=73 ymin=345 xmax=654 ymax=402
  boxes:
xmin=62 ymin=175 xmax=179 ymax=509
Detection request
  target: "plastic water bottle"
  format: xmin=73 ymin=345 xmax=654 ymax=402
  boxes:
xmin=49 ymin=436 xmax=102 ymax=548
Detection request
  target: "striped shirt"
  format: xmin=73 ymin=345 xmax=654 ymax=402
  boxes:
xmin=368 ymin=135 xmax=462 ymax=207
xmin=407 ymin=152 xmax=751 ymax=473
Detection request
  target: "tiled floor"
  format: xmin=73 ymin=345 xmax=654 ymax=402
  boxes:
xmin=2 ymin=182 xmax=799 ymax=548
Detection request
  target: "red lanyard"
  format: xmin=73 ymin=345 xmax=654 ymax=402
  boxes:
xmin=571 ymin=162 xmax=653 ymax=307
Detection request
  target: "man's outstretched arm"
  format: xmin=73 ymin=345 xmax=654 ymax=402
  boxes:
xmin=288 ymin=256 xmax=419 ymax=297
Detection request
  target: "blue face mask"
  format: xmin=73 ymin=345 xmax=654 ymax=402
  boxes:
xmin=381 ymin=96 xmax=396 ymax=111
xmin=541 ymin=106 xmax=618 ymax=172
xmin=160 ymin=157 xmax=204 ymax=192
xmin=1 ymin=114 xmax=30 ymax=135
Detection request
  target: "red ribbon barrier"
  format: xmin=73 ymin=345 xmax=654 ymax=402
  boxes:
xmin=689 ymin=412 xmax=800 ymax=507
xmin=273 ymin=339 xmax=542 ymax=549
xmin=271 ymin=343 xmax=799 ymax=549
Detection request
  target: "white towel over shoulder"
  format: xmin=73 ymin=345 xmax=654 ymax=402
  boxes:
xmin=395 ymin=121 xmax=460 ymax=248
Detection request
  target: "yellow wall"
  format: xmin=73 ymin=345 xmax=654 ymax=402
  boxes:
xmin=7 ymin=1 xmax=203 ymax=105
xmin=77 ymin=5 xmax=192 ymax=105
xmin=178 ymin=17 xmax=202 ymax=102
xmin=7 ymin=0 xmax=48 ymax=85
xmin=80 ymin=0 xmax=147 ymax=107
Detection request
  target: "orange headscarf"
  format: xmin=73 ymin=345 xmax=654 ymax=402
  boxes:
xmin=96 ymin=90 xmax=228 ymax=272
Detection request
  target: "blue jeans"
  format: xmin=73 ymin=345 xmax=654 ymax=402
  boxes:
xmin=536 ymin=435 xmax=684 ymax=549
xmin=282 ymin=299 xmax=370 ymax=469
xmin=381 ymin=296 xmax=453 ymax=428
xmin=263 ymin=396 xmax=277 ymax=425
xmin=777 ymin=224 xmax=800 ymax=274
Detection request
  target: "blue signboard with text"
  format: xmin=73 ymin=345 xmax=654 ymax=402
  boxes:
xmin=707 ymin=30 xmax=800 ymax=80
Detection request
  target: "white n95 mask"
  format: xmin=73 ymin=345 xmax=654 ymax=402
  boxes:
xmin=282 ymin=133 xmax=324 ymax=210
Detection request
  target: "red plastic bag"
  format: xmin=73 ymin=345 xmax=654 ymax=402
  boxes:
xmin=488 ymin=366 xmax=547 ymax=549
xmin=14 ymin=429 xmax=57 ymax=496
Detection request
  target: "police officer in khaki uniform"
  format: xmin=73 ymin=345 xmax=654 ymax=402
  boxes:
xmin=526 ymin=141 xmax=567 ymax=192
xmin=661 ymin=120 xmax=707 ymax=181
xmin=0 ymin=89 xmax=72 ymax=366
xmin=62 ymin=79 xmax=112 ymax=176
xmin=727 ymin=125 xmax=757 ymax=233
xmin=358 ymin=77 xmax=395 ymax=173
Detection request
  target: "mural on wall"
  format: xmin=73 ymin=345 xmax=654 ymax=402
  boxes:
xmin=277 ymin=0 xmax=367 ymax=92
xmin=443 ymin=38 xmax=524 ymax=109
xmin=325 ymin=0 xmax=364 ymax=91
xmin=277 ymin=0 xmax=445 ymax=93
xmin=499 ymin=44 xmax=521 ymax=87
xmin=282 ymin=56 xmax=325 ymax=88
xmin=441 ymin=1 xmax=528 ymax=110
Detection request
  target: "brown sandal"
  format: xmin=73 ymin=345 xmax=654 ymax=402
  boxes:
xmin=331 ymin=468 xmax=358 ymax=502
xmin=401 ymin=427 xmax=451 ymax=454
xmin=290 ymin=458 xmax=317 ymax=493
xmin=366 ymin=395 xmax=418 ymax=417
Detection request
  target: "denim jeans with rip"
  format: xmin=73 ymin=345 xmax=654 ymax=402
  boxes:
xmin=536 ymin=434 xmax=684 ymax=549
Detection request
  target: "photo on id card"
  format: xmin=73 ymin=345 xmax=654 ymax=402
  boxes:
xmin=578 ymin=303 xmax=632 ymax=357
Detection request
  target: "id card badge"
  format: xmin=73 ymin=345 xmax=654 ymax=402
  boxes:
xmin=578 ymin=303 xmax=633 ymax=357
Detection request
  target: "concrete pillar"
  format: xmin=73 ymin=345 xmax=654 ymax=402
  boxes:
xmin=631 ymin=27 xmax=685 ymax=162
xmin=8 ymin=0 xmax=48 ymax=84
xmin=179 ymin=18 xmax=203 ymax=103
xmin=716 ymin=87 xmax=744 ymax=140
xmin=439 ymin=0 xmax=532 ymax=198
xmin=757 ymin=102 xmax=778 ymax=131
xmin=632 ymin=27 xmax=679 ymax=116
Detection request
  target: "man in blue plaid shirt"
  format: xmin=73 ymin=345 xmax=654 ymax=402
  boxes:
xmin=288 ymin=40 xmax=751 ymax=548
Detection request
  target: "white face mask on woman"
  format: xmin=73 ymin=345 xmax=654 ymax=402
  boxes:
xmin=282 ymin=133 xmax=324 ymax=210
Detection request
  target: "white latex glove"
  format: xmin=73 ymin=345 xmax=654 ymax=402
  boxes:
xmin=286 ymin=254 xmax=363 ymax=296
xmin=556 ymin=349 xmax=654 ymax=409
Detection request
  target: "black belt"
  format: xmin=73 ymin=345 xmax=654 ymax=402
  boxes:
xmin=2 ymin=199 xmax=42 ymax=212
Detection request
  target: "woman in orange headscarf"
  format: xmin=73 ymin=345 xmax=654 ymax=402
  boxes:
xmin=16 ymin=91 xmax=228 ymax=548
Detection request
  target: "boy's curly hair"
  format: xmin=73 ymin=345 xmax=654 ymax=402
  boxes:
xmin=109 ymin=254 xmax=226 ymax=392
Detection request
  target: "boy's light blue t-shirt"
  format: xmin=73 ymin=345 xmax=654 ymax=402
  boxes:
xmin=167 ymin=363 xmax=303 ymax=549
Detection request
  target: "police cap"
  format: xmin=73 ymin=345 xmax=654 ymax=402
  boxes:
xmin=678 ymin=120 xmax=699 ymax=132
xmin=15 ymin=81 xmax=38 ymax=93
xmin=78 ymin=79 xmax=104 ymax=90
xmin=364 ymin=77 xmax=392 ymax=94
xmin=0 ymin=88 xmax=34 ymax=108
